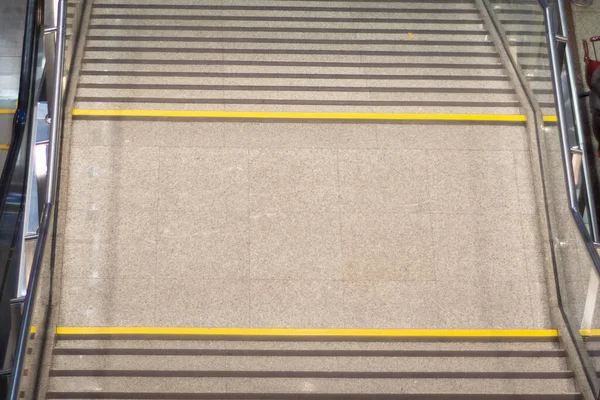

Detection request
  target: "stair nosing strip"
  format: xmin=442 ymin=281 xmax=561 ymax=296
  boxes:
xmin=81 ymin=59 xmax=505 ymax=69
xmin=48 ymin=369 xmax=575 ymax=379
xmin=85 ymin=36 xmax=495 ymax=47
xmin=79 ymin=71 xmax=510 ymax=81
xmin=73 ymin=97 xmax=521 ymax=108
xmin=92 ymin=4 xmax=481 ymax=14
xmin=51 ymin=348 xmax=566 ymax=357
xmin=76 ymin=83 xmax=516 ymax=95
xmin=84 ymin=47 xmax=499 ymax=58
xmin=88 ymin=24 xmax=489 ymax=35
xmin=89 ymin=15 xmax=484 ymax=24
xmin=55 ymin=333 xmax=552 ymax=342
xmin=44 ymin=392 xmax=584 ymax=400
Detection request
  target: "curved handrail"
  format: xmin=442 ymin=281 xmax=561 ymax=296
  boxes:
xmin=543 ymin=0 xmax=600 ymax=246
xmin=7 ymin=0 xmax=67 ymax=397
xmin=541 ymin=0 xmax=600 ymax=396
xmin=541 ymin=1 xmax=600 ymax=286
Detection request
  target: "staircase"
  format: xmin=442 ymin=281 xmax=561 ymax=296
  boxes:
xmin=41 ymin=0 xmax=584 ymax=398
xmin=75 ymin=0 xmax=521 ymax=115
xmin=45 ymin=331 xmax=581 ymax=399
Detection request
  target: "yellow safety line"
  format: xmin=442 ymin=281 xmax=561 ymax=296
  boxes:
xmin=543 ymin=115 xmax=558 ymax=123
xmin=30 ymin=326 xmax=37 ymax=334
xmin=72 ymin=109 xmax=528 ymax=122
xmin=0 ymin=145 xmax=9 ymax=150
xmin=580 ymin=329 xmax=600 ymax=337
xmin=56 ymin=327 xmax=558 ymax=337
xmin=0 ymin=109 xmax=15 ymax=115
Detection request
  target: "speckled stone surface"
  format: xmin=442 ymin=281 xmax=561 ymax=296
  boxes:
xmin=58 ymin=119 xmax=552 ymax=329
xmin=56 ymin=0 xmax=553 ymax=331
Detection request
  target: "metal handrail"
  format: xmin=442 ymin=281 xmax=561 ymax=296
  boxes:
xmin=7 ymin=0 xmax=67 ymax=396
xmin=543 ymin=0 xmax=600 ymax=241
xmin=541 ymin=3 xmax=600 ymax=394
xmin=541 ymin=0 xmax=600 ymax=274
xmin=479 ymin=0 xmax=600 ymax=394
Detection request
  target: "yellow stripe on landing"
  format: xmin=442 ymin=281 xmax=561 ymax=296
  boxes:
xmin=30 ymin=326 xmax=37 ymax=334
xmin=580 ymin=329 xmax=600 ymax=337
xmin=71 ymin=109 xmax=528 ymax=122
xmin=56 ymin=327 xmax=558 ymax=337
xmin=0 ymin=109 xmax=15 ymax=115
xmin=543 ymin=115 xmax=558 ymax=123
xmin=0 ymin=145 xmax=9 ymax=150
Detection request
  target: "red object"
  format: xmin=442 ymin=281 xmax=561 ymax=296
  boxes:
xmin=583 ymin=36 xmax=600 ymax=88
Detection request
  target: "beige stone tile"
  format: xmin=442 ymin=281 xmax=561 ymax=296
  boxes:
xmin=520 ymin=213 xmax=552 ymax=282
xmin=58 ymin=277 xmax=155 ymax=326
xmin=560 ymin=277 xmax=588 ymax=328
xmin=436 ymin=280 xmax=535 ymax=329
xmin=61 ymin=240 xmax=91 ymax=279
xmin=342 ymin=281 xmax=377 ymax=328
xmin=155 ymin=279 xmax=250 ymax=327
xmin=370 ymin=280 xmax=445 ymax=328
xmin=71 ymin=120 xmax=159 ymax=147
xmin=156 ymin=220 xmax=249 ymax=280
xmin=248 ymin=212 xmax=342 ymax=280
xmin=545 ymin=149 xmax=571 ymax=213
xmin=338 ymin=149 xmax=430 ymax=213
xmin=341 ymin=212 xmax=434 ymax=281
xmin=513 ymin=150 xmax=539 ymax=215
xmin=156 ymin=209 xmax=248 ymax=281
xmin=524 ymin=247 xmax=550 ymax=283
xmin=248 ymin=148 xmax=339 ymax=213
xmin=430 ymin=150 xmax=520 ymax=214
xmin=344 ymin=281 xmax=442 ymax=329
xmin=67 ymin=146 xmax=111 ymax=185
xmin=154 ymin=121 xmax=224 ymax=148
xmin=432 ymin=213 xmax=529 ymax=282
xmin=48 ymin=376 xmax=229 ymax=393
xmin=158 ymin=147 xmax=249 ymax=212
xmin=157 ymin=208 xmax=247 ymax=239
xmin=64 ymin=206 xmax=158 ymax=243
xmin=249 ymin=280 xmax=344 ymax=328
xmin=66 ymin=145 xmax=159 ymax=211
xmin=221 ymin=122 xmax=377 ymax=149
xmin=61 ymin=238 xmax=157 ymax=279
xmin=72 ymin=120 xmax=223 ymax=152
xmin=529 ymin=280 xmax=553 ymax=329
xmin=67 ymin=179 xmax=159 ymax=211
xmin=377 ymin=124 xmax=529 ymax=151
xmin=68 ymin=145 xmax=159 ymax=188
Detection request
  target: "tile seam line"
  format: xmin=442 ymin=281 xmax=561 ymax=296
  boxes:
xmin=71 ymin=109 xmax=533 ymax=122
xmin=55 ymin=327 xmax=559 ymax=337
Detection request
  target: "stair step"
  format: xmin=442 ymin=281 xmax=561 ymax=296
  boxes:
xmin=46 ymin=376 xmax=578 ymax=395
xmin=86 ymin=28 xmax=491 ymax=42
xmin=51 ymin=353 xmax=568 ymax=372
xmin=44 ymin=394 xmax=584 ymax=400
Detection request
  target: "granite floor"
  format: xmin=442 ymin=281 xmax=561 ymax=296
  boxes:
xmin=56 ymin=119 xmax=552 ymax=329
xmin=54 ymin=0 xmax=553 ymax=330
